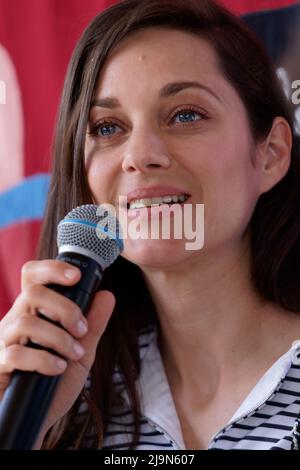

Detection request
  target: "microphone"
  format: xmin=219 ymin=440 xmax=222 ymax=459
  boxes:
xmin=0 ymin=204 xmax=123 ymax=449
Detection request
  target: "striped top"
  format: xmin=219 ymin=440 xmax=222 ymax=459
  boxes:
xmin=85 ymin=326 xmax=300 ymax=450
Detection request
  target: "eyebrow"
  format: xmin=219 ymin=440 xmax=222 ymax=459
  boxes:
xmin=90 ymin=80 xmax=221 ymax=109
xmin=90 ymin=97 xmax=120 ymax=109
xmin=160 ymin=81 xmax=221 ymax=102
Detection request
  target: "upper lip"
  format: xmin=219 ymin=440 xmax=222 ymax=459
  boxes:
xmin=124 ymin=185 xmax=191 ymax=206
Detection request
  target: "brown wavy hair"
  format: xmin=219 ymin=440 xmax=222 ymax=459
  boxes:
xmin=39 ymin=0 xmax=300 ymax=449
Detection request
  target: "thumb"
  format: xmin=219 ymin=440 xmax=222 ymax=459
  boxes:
xmin=80 ymin=290 xmax=115 ymax=364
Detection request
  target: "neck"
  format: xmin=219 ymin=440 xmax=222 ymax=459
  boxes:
xmin=141 ymin=241 xmax=298 ymax=393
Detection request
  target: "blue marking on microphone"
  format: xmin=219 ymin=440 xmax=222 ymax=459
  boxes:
xmin=60 ymin=218 xmax=124 ymax=251
xmin=61 ymin=218 xmax=98 ymax=229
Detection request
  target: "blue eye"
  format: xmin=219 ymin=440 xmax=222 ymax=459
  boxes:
xmin=88 ymin=121 xmax=123 ymax=138
xmin=174 ymin=110 xmax=202 ymax=123
xmin=98 ymin=122 xmax=121 ymax=136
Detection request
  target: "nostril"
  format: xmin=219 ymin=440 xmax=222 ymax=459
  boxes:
xmin=127 ymin=166 xmax=137 ymax=173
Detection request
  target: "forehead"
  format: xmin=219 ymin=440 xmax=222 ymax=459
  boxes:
xmin=94 ymin=27 xmax=228 ymax=98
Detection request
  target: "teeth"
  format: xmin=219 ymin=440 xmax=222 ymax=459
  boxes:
xmin=152 ymin=197 xmax=163 ymax=204
xmin=129 ymin=194 xmax=188 ymax=210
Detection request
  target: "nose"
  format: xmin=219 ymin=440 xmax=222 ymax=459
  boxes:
xmin=122 ymin=126 xmax=172 ymax=173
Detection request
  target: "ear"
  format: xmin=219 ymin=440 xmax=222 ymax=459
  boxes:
xmin=257 ymin=117 xmax=292 ymax=194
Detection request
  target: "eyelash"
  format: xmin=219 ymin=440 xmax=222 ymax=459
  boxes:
xmin=88 ymin=106 xmax=209 ymax=139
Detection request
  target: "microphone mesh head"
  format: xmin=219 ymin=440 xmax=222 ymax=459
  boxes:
xmin=57 ymin=204 xmax=123 ymax=269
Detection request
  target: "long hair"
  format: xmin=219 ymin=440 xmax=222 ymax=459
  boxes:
xmin=39 ymin=0 xmax=300 ymax=449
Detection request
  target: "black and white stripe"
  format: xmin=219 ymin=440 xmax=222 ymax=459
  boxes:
xmin=79 ymin=326 xmax=300 ymax=450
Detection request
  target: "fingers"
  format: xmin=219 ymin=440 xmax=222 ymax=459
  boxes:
xmin=0 ymin=344 xmax=68 ymax=376
xmin=21 ymin=260 xmax=81 ymax=290
xmin=1 ymin=257 xmax=116 ymax=384
xmin=0 ymin=290 xmax=116 ymax=381
xmin=10 ymin=290 xmax=116 ymax=371
xmin=1 ymin=314 xmax=86 ymax=362
xmin=12 ymin=284 xmax=88 ymax=338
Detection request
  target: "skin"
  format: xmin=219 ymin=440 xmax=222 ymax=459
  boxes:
xmin=85 ymin=28 xmax=300 ymax=448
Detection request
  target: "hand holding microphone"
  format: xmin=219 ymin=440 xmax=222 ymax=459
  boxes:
xmin=0 ymin=204 xmax=123 ymax=449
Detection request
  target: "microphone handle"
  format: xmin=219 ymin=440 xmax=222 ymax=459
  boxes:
xmin=0 ymin=253 xmax=103 ymax=450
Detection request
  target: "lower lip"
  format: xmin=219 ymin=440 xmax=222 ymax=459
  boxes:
xmin=126 ymin=200 xmax=190 ymax=220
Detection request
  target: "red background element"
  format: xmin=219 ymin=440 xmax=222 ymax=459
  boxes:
xmin=222 ymin=0 xmax=298 ymax=14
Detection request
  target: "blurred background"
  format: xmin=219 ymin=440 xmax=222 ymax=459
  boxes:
xmin=0 ymin=0 xmax=299 ymax=317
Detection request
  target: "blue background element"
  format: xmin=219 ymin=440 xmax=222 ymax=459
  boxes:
xmin=0 ymin=174 xmax=50 ymax=229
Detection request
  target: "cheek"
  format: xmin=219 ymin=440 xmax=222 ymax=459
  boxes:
xmin=203 ymin=129 xmax=257 ymax=195
xmin=201 ymin=146 xmax=260 ymax=241
xmin=86 ymin=170 xmax=102 ymax=203
xmin=85 ymin=149 xmax=124 ymax=207
xmin=85 ymin=152 xmax=112 ymax=204
xmin=88 ymin=169 xmax=113 ymax=205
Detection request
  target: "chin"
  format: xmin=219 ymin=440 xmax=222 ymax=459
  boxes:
xmin=121 ymin=237 xmax=196 ymax=269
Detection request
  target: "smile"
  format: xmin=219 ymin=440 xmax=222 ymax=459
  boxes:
xmin=128 ymin=194 xmax=189 ymax=210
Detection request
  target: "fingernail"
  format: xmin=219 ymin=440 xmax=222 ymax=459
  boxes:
xmin=56 ymin=358 xmax=67 ymax=369
xmin=73 ymin=342 xmax=85 ymax=358
xmin=77 ymin=320 xmax=88 ymax=335
xmin=64 ymin=269 xmax=79 ymax=279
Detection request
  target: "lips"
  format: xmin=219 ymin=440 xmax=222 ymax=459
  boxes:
xmin=124 ymin=186 xmax=191 ymax=207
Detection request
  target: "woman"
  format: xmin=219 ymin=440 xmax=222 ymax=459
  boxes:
xmin=1 ymin=0 xmax=300 ymax=450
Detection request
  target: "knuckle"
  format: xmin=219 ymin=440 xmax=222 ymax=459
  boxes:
xmin=21 ymin=260 xmax=35 ymax=278
xmin=13 ymin=292 xmax=31 ymax=316
xmin=14 ymin=313 xmax=34 ymax=331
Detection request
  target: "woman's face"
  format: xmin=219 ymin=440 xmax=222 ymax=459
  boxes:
xmin=85 ymin=28 xmax=264 ymax=269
